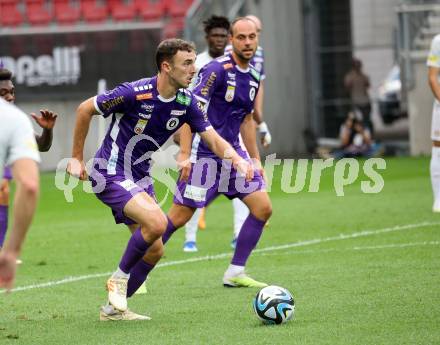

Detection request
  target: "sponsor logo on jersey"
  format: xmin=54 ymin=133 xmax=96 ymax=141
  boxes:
xmin=227 ymin=72 xmax=236 ymax=79
xmin=133 ymin=84 xmax=153 ymax=92
xmin=101 ymin=96 xmax=124 ymax=111
xmin=176 ymin=93 xmax=191 ymax=106
xmin=223 ymin=63 xmax=233 ymax=70
xmin=249 ymin=87 xmax=256 ymax=101
xmin=171 ymin=109 xmax=186 ymax=116
xmin=141 ymin=104 xmax=154 ymax=112
xmin=134 ymin=119 xmax=148 ymax=134
xmin=0 ymin=46 xmax=82 ymax=87
xmin=250 ymin=68 xmax=261 ymax=81
xmin=166 ymin=117 xmax=180 ymax=130
xmin=249 ymin=80 xmax=259 ymax=88
xmin=227 ymin=80 xmax=236 ymax=86
xmin=138 ymin=113 xmax=151 ymax=119
xmin=225 ymin=85 xmax=235 ymax=102
xmin=200 ymin=72 xmax=217 ymax=97
xmin=136 ymin=93 xmax=153 ymax=100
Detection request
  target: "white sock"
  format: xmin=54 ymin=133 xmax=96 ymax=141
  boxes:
xmin=185 ymin=208 xmax=202 ymax=242
xmin=232 ymin=198 xmax=249 ymax=238
xmin=112 ymin=267 xmax=130 ymax=279
xmin=225 ymin=264 xmax=245 ymax=277
xmin=431 ymin=147 xmax=440 ymax=205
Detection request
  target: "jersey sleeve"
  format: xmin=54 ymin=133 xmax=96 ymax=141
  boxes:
xmin=427 ymin=35 xmax=440 ymax=68
xmin=6 ymin=113 xmax=40 ymax=166
xmin=186 ymin=95 xmax=213 ymax=133
xmin=192 ymin=61 xmax=223 ymax=103
xmin=94 ymin=82 xmax=135 ymax=117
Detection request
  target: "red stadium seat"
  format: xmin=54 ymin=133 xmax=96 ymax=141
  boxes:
xmin=54 ymin=0 xmax=81 ymax=25
xmin=0 ymin=0 xmax=24 ymax=27
xmin=134 ymin=0 xmax=165 ymax=21
xmin=163 ymin=17 xmax=185 ymax=39
xmin=26 ymin=0 xmax=52 ymax=26
xmin=109 ymin=0 xmax=136 ymax=22
xmin=164 ymin=0 xmax=193 ymax=18
xmin=81 ymin=0 xmax=108 ymax=23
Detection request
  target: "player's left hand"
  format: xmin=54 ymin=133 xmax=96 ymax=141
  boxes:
xmin=177 ymin=152 xmax=192 ymax=182
xmin=0 ymin=250 xmax=18 ymax=292
xmin=258 ymin=122 xmax=272 ymax=148
xmin=31 ymin=109 xmax=58 ymax=130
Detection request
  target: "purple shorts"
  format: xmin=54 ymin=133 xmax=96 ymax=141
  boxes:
xmin=89 ymin=172 xmax=156 ymax=225
xmin=3 ymin=166 xmax=12 ymax=180
xmin=173 ymin=148 xmax=265 ymax=208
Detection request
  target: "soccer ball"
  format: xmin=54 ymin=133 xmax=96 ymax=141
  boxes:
xmin=253 ymin=285 xmax=295 ymax=325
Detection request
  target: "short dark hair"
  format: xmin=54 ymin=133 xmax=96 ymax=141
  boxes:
xmin=229 ymin=17 xmax=256 ymax=36
xmin=155 ymin=39 xmax=196 ymax=71
xmin=203 ymin=15 xmax=230 ymax=35
xmin=0 ymin=68 xmax=12 ymax=81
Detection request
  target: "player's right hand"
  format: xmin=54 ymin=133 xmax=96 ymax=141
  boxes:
xmin=67 ymin=158 xmax=88 ymax=181
xmin=0 ymin=250 xmax=18 ymax=292
xmin=234 ymin=158 xmax=254 ymax=182
xmin=177 ymin=152 xmax=192 ymax=182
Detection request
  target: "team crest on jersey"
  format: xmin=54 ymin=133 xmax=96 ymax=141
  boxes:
xmin=225 ymin=85 xmax=235 ymax=102
xmin=249 ymin=87 xmax=256 ymax=101
xmin=134 ymin=119 xmax=148 ymax=134
xmin=166 ymin=117 xmax=180 ymax=130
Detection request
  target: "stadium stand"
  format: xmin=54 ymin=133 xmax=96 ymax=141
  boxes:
xmin=109 ymin=0 xmax=136 ymax=22
xmin=26 ymin=0 xmax=52 ymax=26
xmin=54 ymin=0 xmax=81 ymax=25
xmin=135 ymin=0 xmax=165 ymax=21
xmin=0 ymin=0 xmax=24 ymax=26
xmin=165 ymin=0 xmax=193 ymax=18
xmin=81 ymin=0 xmax=108 ymax=23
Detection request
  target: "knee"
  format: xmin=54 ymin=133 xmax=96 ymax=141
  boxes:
xmin=143 ymin=213 xmax=168 ymax=239
xmin=145 ymin=242 xmax=164 ymax=263
xmin=255 ymin=202 xmax=272 ymax=221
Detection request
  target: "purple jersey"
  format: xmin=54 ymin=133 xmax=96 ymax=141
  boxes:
xmin=94 ymin=76 xmax=212 ymax=181
xmin=191 ymin=53 xmax=261 ymax=159
xmin=225 ymin=45 xmax=265 ymax=80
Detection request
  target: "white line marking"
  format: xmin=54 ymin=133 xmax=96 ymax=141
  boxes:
xmin=260 ymin=241 xmax=440 ymax=256
xmin=4 ymin=221 xmax=439 ymax=293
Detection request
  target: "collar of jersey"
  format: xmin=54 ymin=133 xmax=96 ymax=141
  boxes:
xmin=228 ymin=52 xmax=250 ymax=73
xmin=151 ymin=76 xmax=177 ymax=103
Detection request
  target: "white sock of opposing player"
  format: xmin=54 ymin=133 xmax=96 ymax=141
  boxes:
xmin=185 ymin=208 xmax=202 ymax=242
xmin=232 ymin=198 xmax=249 ymax=239
xmin=431 ymin=147 xmax=440 ymax=210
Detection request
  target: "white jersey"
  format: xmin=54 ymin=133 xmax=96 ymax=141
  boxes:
xmin=428 ymin=34 xmax=440 ymax=140
xmin=189 ymin=51 xmax=214 ymax=90
xmin=0 ymin=98 xmax=40 ymax=179
xmin=427 ymin=34 xmax=440 ymax=68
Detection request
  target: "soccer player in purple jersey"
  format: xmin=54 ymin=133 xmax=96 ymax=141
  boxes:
xmin=67 ymin=38 xmax=254 ymax=321
xmin=0 ymin=67 xmax=57 ymax=251
xmin=139 ymin=17 xmax=272 ymax=289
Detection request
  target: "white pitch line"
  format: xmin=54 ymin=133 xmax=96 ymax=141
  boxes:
xmin=4 ymin=221 xmax=440 ymax=294
xmin=259 ymin=241 xmax=440 ymax=256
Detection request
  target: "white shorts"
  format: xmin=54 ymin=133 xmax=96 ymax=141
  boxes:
xmin=432 ymin=100 xmax=440 ymax=141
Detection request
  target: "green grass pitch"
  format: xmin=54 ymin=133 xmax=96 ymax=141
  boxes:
xmin=0 ymin=157 xmax=439 ymax=345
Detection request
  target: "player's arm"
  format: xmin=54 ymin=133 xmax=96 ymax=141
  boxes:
xmin=199 ymin=128 xmax=254 ymax=181
xmin=32 ymin=109 xmax=58 ymax=152
xmin=176 ymin=124 xmax=192 ymax=182
xmin=68 ymin=97 xmax=99 ymax=180
xmin=0 ymin=158 xmax=39 ymax=291
xmin=252 ymin=80 xmax=271 ymax=147
xmin=428 ymin=66 xmax=440 ymax=102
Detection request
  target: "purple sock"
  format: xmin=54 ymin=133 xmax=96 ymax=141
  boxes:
xmin=118 ymin=228 xmax=151 ymax=274
xmin=0 ymin=206 xmax=8 ymax=247
xmin=231 ymin=213 xmax=266 ymax=266
xmin=161 ymin=216 xmax=177 ymax=245
xmin=127 ymin=260 xmax=155 ymax=297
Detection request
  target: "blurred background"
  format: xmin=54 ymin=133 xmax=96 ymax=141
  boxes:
xmin=0 ymin=0 xmax=439 ymax=169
